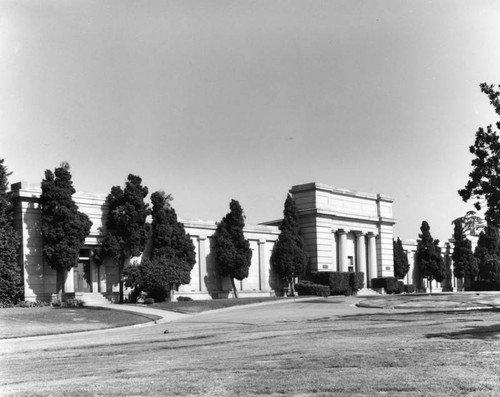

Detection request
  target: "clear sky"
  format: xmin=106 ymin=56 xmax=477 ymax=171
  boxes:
xmin=1 ymin=0 xmax=500 ymax=242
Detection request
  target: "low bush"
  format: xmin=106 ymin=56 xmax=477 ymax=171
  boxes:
xmin=177 ymin=296 xmax=194 ymax=302
xmin=404 ymin=284 xmax=415 ymax=293
xmin=371 ymin=277 xmax=402 ymax=294
xmin=144 ymin=297 xmax=155 ymax=304
xmin=65 ymin=298 xmax=84 ymax=308
xmin=308 ymin=271 xmax=364 ymax=296
xmin=0 ymin=300 xmax=50 ymax=308
xmin=295 ymin=281 xmax=330 ymax=297
xmin=148 ymin=285 xmax=169 ymax=302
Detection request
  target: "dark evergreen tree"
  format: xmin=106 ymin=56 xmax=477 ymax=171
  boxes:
xmin=0 ymin=159 xmax=22 ymax=306
xmin=101 ymin=174 xmax=150 ymax=303
xmin=39 ymin=162 xmax=92 ymax=300
xmin=393 ymin=237 xmax=409 ymax=280
xmin=416 ymin=221 xmax=445 ymax=293
xmin=270 ymin=194 xmax=308 ymax=294
xmin=452 ymin=219 xmax=477 ymax=284
xmin=459 ymin=83 xmax=500 ymax=226
xmin=124 ymin=191 xmax=196 ymax=301
xmin=213 ymin=199 xmax=252 ymax=298
xmin=474 ymin=224 xmax=500 ymax=288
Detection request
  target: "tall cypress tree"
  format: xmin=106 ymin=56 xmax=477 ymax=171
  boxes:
xmin=101 ymin=174 xmax=150 ymax=303
xmin=213 ymin=199 xmax=252 ymax=298
xmin=474 ymin=224 xmax=500 ymax=288
xmin=145 ymin=191 xmax=196 ymax=299
xmin=39 ymin=162 xmax=92 ymax=300
xmin=393 ymin=237 xmax=409 ymax=280
xmin=270 ymin=194 xmax=308 ymax=293
xmin=0 ymin=159 xmax=22 ymax=306
xmin=416 ymin=221 xmax=445 ymax=293
xmin=452 ymin=219 xmax=477 ymax=286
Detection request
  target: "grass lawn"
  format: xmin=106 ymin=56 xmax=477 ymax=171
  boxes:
xmin=2 ymin=298 xmax=500 ymax=396
xmin=0 ymin=306 xmax=161 ymax=339
xmin=146 ymin=296 xmax=289 ymax=313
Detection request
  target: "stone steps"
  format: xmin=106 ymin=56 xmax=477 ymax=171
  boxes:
xmin=77 ymin=292 xmax=112 ymax=306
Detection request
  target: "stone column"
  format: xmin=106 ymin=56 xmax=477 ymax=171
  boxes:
xmin=198 ymin=236 xmax=207 ymax=292
xmin=355 ymin=232 xmax=367 ymax=283
xmin=406 ymin=250 xmax=413 ymax=285
xmin=258 ymin=240 xmax=266 ymax=291
xmin=367 ymin=233 xmax=377 ymax=287
xmin=331 ymin=230 xmax=338 ymax=271
xmin=90 ymin=261 xmax=98 ymax=293
xmin=337 ymin=229 xmax=348 ymax=272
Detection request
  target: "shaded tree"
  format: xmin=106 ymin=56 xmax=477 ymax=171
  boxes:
xmin=39 ymin=162 xmax=92 ymax=300
xmin=474 ymin=224 xmax=500 ymax=288
xmin=213 ymin=199 xmax=252 ymax=298
xmin=270 ymin=194 xmax=308 ymax=294
xmin=0 ymin=159 xmax=22 ymax=306
xmin=393 ymin=237 xmax=409 ymax=280
xmin=459 ymin=83 xmax=500 ymax=226
xmin=452 ymin=219 xmax=478 ymax=289
xmin=101 ymin=174 xmax=150 ymax=303
xmin=124 ymin=191 xmax=196 ymax=301
xmin=416 ymin=221 xmax=445 ymax=293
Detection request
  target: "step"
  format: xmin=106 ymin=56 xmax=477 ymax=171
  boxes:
xmin=77 ymin=293 xmax=112 ymax=306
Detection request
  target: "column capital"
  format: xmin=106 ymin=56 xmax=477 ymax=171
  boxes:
xmin=198 ymin=235 xmax=207 ymax=241
xmin=336 ymin=229 xmax=347 ymax=235
xmin=353 ymin=230 xmax=365 ymax=237
xmin=258 ymin=239 xmax=266 ymax=245
xmin=366 ymin=232 xmax=377 ymax=238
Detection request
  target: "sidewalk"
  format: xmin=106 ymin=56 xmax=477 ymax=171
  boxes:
xmin=89 ymin=303 xmax=191 ymax=325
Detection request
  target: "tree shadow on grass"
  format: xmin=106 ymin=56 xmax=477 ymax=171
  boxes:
xmin=426 ymin=323 xmax=500 ymax=340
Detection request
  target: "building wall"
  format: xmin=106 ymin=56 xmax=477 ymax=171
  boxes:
xmin=287 ymin=183 xmax=397 ymax=287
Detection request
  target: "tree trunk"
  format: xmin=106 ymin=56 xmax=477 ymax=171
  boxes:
xmin=57 ymin=270 xmax=64 ymax=302
xmin=119 ymin=256 xmax=125 ymax=304
xmin=428 ymin=278 xmax=433 ymax=294
xmin=231 ymin=278 xmax=238 ymax=298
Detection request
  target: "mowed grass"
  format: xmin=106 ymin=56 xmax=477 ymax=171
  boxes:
xmin=0 ymin=307 xmax=160 ymax=338
xmin=149 ymin=296 xmax=288 ymax=313
xmin=2 ymin=300 xmax=500 ymax=396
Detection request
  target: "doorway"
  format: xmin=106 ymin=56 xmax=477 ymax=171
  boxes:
xmin=74 ymin=260 xmax=91 ymax=292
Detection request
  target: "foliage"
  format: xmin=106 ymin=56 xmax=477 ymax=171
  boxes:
xmin=101 ymin=174 xmax=150 ymax=303
xmin=452 ymin=211 xmax=486 ymax=236
xmin=452 ymin=219 xmax=478 ymax=279
xmin=270 ymin=195 xmax=308 ymax=292
xmin=0 ymin=159 xmax=22 ymax=306
xmin=458 ymin=83 xmax=500 ymax=226
xmin=371 ymin=277 xmax=402 ymax=294
xmin=308 ymin=271 xmax=364 ymax=296
xmin=213 ymin=199 xmax=252 ymax=298
xmin=122 ymin=191 xmax=196 ymax=302
xmin=65 ymin=298 xmax=84 ymax=307
xmin=149 ymin=191 xmax=196 ymax=288
xmin=39 ymin=162 xmax=92 ymax=298
xmin=393 ymin=238 xmax=409 ymax=280
xmin=473 ymin=224 xmax=500 ymax=289
xmin=416 ymin=221 xmax=445 ymax=292
xmin=294 ymin=281 xmax=330 ymax=297
xmin=404 ymin=284 xmax=415 ymax=293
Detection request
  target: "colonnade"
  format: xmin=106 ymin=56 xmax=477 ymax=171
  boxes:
xmin=334 ymin=229 xmax=378 ymax=286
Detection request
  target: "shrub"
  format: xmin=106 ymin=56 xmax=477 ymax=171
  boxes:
xmin=349 ymin=272 xmax=365 ymax=293
xmin=295 ymin=281 xmax=330 ymax=297
xmin=65 ymin=298 xmax=84 ymax=307
xmin=176 ymin=296 xmax=194 ymax=301
xmin=148 ymin=285 xmax=169 ymax=302
xmin=404 ymin=284 xmax=415 ymax=293
xmin=371 ymin=277 xmax=402 ymax=294
xmin=144 ymin=297 xmax=155 ymax=304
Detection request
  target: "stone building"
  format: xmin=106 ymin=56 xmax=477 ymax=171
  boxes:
xmin=11 ymin=181 xmax=398 ymax=302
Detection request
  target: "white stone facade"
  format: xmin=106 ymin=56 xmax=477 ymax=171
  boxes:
xmin=264 ymin=183 xmax=396 ymax=288
xmin=11 ymin=181 xmax=399 ymax=301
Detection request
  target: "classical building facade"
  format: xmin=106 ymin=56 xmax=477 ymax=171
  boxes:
xmin=11 ymin=181 xmax=399 ymax=302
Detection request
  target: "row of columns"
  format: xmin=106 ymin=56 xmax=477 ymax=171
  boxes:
xmin=335 ymin=229 xmax=378 ymax=285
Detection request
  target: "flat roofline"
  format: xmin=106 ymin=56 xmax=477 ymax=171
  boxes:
xmin=290 ymin=182 xmax=394 ymax=202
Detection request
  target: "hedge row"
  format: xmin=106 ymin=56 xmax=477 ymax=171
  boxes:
xmin=371 ymin=277 xmax=415 ymax=294
xmin=307 ymin=272 xmax=365 ymax=296
xmin=295 ymin=281 xmax=330 ymax=297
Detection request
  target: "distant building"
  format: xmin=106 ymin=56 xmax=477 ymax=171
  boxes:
xmin=10 ymin=181 xmax=412 ymax=302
